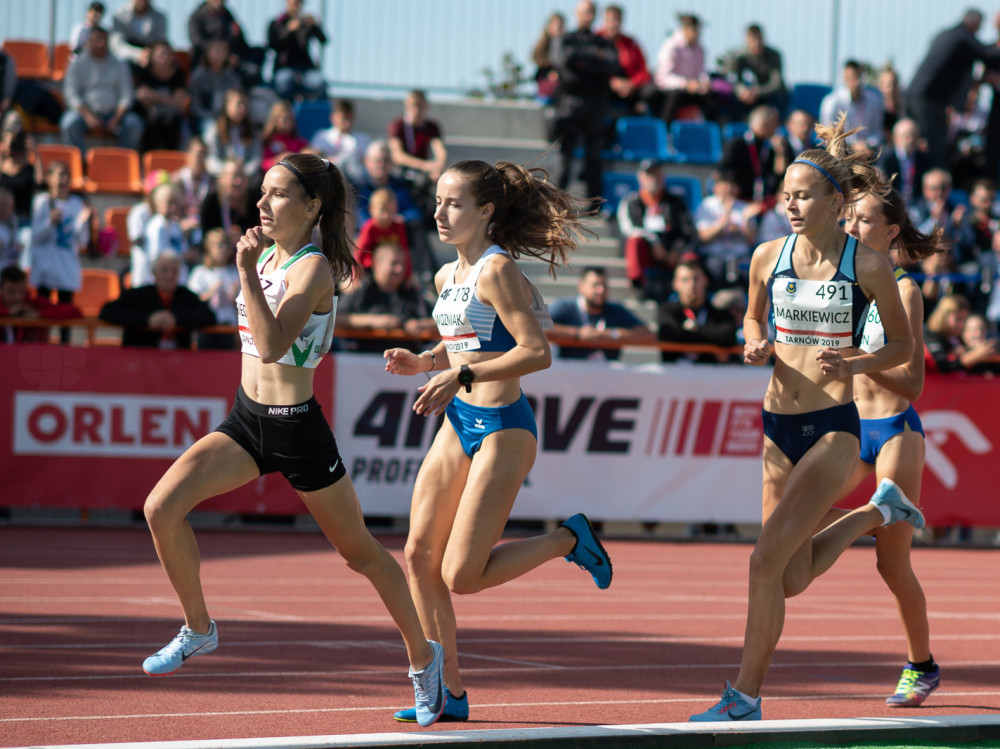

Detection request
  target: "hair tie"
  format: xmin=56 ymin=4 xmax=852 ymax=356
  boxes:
xmin=278 ymin=159 xmax=316 ymax=199
xmin=321 ymin=158 xmax=332 ymax=173
xmin=791 ymin=159 xmax=842 ymax=194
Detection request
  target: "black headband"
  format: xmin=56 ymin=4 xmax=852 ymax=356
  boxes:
xmin=278 ymin=159 xmax=317 ymax=199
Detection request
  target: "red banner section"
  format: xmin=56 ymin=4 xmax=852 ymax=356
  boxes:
xmin=0 ymin=345 xmax=333 ymax=515
xmin=1 ymin=345 xmax=997 ymax=527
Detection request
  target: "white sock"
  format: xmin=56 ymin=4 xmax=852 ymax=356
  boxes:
xmin=872 ymin=502 xmax=892 ymax=525
xmin=734 ymin=687 xmax=759 ymax=706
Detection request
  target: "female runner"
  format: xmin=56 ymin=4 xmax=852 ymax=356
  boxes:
xmin=141 ymin=153 xmax=446 ymax=727
xmin=837 ymin=183 xmax=944 ymax=706
xmin=384 ymin=160 xmax=612 ymax=722
xmin=690 ymin=118 xmax=926 ymax=721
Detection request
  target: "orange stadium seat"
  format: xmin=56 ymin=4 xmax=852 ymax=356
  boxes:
xmin=142 ymin=149 xmax=187 ymax=177
xmin=76 ymin=268 xmax=121 ymax=317
xmin=34 ymin=143 xmax=85 ymax=192
xmin=103 ymin=206 xmax=133 ymax=258
xmin=50 ymin=42 xmax=71 ymax=82
xmin=2 ymin=39 xmax=51 ymax=79
xmin=84 ymin=147 xmax=142 ymax=195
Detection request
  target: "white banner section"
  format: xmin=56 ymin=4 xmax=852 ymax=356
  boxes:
xmin=334 ymin=354 xmax=772 ymax=523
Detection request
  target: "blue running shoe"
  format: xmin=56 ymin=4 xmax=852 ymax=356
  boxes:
xmin=394 ymin=686 xmax=469 ymax=722
xmin=562 ymin=513 xmax=612 ymax=589
xmin=409 ymin=640 xmax=446 ymax=727
xmin=870 ymin=478 xmax=925 ymax=529
xmin=886 ymin=665 xmax=940 ymax=707
xmin=689 ymin=682 xmax=762 ymax=722
xmin=142 ymin=621 xmax=218 ymax=676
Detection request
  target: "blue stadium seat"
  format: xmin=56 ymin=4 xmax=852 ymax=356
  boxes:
xmin=600 ymin=171 xmax=639 ymax=216
xmin=665 ymin=175 xmax=703 ymax=212
xmin=790 ymin=83 xmax=833 ymax=120
xmin=293 ymin=100 xmax=332 ymax=142
xmin=615 ymin=116 xmax=671 ymax=162
xmin=722 ymin=121 xmax=749 ymax=142
xmin=669 ymin=121 xmax=723 ymax=165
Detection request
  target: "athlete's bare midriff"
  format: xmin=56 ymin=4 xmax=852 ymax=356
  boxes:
xmin=765 ymin=343 xmax=856 ymax=414
xmin=240 ymin=354 xmax=317 ymax=406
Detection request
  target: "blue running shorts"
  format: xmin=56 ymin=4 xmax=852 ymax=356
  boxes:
xmin=445 ymin=392 xmax=537 ymax=457
xmin=761 ymin=401 xmax=861 ymax=466
xmin=859 ymin=404 xmax=924 ymax=465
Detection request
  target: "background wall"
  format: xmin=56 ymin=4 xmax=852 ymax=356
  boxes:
xmin=3 ymin=0 xmax=997 ymax=100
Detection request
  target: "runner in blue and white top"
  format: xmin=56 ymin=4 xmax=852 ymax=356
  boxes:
xmin=836 ymin=185 xmax=946 ymax=708
xmin=691 ymin=115 xmax=923 ymax=723
xmin=383 ymin=159 xmax=613 ymax=723
xmin=140 ymin=154 xmax=447 ymax=727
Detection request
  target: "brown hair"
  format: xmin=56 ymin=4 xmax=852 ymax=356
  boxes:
xmin=858 ymin=181 xmax=947 ymax=265
xmin=215 ymin=88 xmax=253 ymax=148
xmin=532 ymin=12 xmax=564 ymax=68
xmin=926 ymin=293 xmax=970 ymax=336
xmin=444 ymin=159 xmax=595 ymax=278
xmin=279 ymin=153 xmax=361 ymax=283
xmin=791 ymin=113 xmax=885 ymax=205
xmin=261 ymin=99 xmax=297 ymax=142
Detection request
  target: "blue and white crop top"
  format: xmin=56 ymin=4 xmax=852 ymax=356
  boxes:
xmin=432 ymin=245 xmax=552 ymax=353
xmin=237 ymin=244 xmax=336 ymax=368
xmin=766 ymin=234 xmax=870 ymax=349
xmin=859 ymin=267 xmax=909 ymax=353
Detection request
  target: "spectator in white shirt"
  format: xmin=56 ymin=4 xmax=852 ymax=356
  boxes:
xmin=819 ymin=60 xmax=884 ymax=152
xmin=309 ymin=99 xmax=371 ymax=184
xmin=695 ymin=170 xmax=761 ymax=289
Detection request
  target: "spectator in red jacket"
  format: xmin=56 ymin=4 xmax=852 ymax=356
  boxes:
xmin=0 ymin=266 xmax=81 ymax=344
xmin=599 ymin=4 xmax=655 ymax=115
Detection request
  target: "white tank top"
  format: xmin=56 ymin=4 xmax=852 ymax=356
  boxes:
xmin=236 ymin=244 xmax=336 ymax=368
xmin=860 ymin=267 xmax=909 ymax=353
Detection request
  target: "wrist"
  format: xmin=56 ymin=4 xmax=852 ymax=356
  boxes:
xmin=423 ymin=349 xmax=436 ymax=371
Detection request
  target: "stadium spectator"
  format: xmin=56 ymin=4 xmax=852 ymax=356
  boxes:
xmin=653 ymin=13 xmax=717 ymax=124
xmin=780 ymin=108 xmax=817 ymax=157
xmin=694 ymin=170 xmax=761 ymax=290
xmin=924 ymin=292 xmax=996 ymax=372
xmin=907 ymin=10 xmax=1000 ymax=169
xmin=0 ymin=129 xmax=41 ymax=224
xmin=550 ymin=0 xmax=620 ymax=210
xmin=28 ymin=162 xmax=93 ymax=315
xmin=260 ymin=100 xmax=309 ymax=173
xmin=338 ymin=241 xmax=435 ymax=354
xmin=188 ymin=39 xmax=242 ymax=132
xmin=909 ymin=168 xmax=974 ymax=264
xmin=200 ymin=158 xmax=259 ymax=248
xmin=657 ymin=253 xmax=739 ymax=364
xmin=876 ymin=118 xmax=931 ymax=204
xmin=110 ymin=0 xmax=169 ymax=70
xmin=185 ymin=227 xmax=239 ymax=350
xmin=267 ymin=0 xmax=328 ymax=102
xmin=69 ymin=2 xmax=106 ymax=57
xmin=187 ymin=0 xmax=251 ymax=70
xmin=530 ymin=11 xmax=564 ymax=103
xmin=548 ymin=265 xmax=654 ymax=361
xmin=719 ymin=104 xmax=787 ymax=208
xmin=172 ymin=136 xmax=215 ymax=247
xmin=309 ymin=99 xmax=372 ymax=184
xmin=986 ymin=12 xmax=1000 ymax=183
xmin=59 ymin=26 xmax=144 ymax=154
xmin=0 ymin=186 xmax=23 ymax=270
xmin=946 ymin=85 xmax=989 ymax=190
xmin=0 ymin=47 xmax=16 ymax=123
xmin=965 ymin=178 xmax=998 ymax=259
xmin=355 ymin=187 xmax=410 ymax=276
xmin=136 ymin=183 xmax=193 ymax=287
xmin=755 ymin=182 xmax=792 ymax=244
xmin=598 ymin=4 xmax=655 ymax=115
xmin=877 ymin=63 xmax=905 ymax=142
xmin=203 ymin=88 xmax=263 ymax=177
xmin=719 ymin=24 xmax=787 ymax=119
xmin=981 ymin=228 xmax=1000 ymax=329
xmin=387 ymin=90 xmax=447 ymax=218
xmin=0 ymin=265 xmax=80 ymax=344
xmin=819 ymin=60 xmax=884 ymax=151
xmin=99 ymin=250 xmax=215 ymax=349
xmin=616 ymin=158 xmax=696 ymax=301
xmin=133 ymin=41 xmax=189 ymax=152
xmin=960 ymin=312 xmax=1000 ymax=374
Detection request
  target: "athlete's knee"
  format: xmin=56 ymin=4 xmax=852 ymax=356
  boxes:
xmin=404 ymin=536 xmax=441 ymax=579
xmin=441 ymin=559 xmax=484 ymax=595
xmin=143 ymin=488 xmax=183 ymax=533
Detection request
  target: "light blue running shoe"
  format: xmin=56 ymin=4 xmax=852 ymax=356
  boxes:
xmin=562 ymin=513 xmax=613 ymax=589
xmin=142 ymin=621 xmax=218 ymax=676
xmin=394 ymin=686 xmax=469 ymax=722
xmin=689 ymin=681 xmax=762 ymax=722
xmin=870 ymin=478 xmax=926 ymax=529
xmin=408 ymin=640 xmax=446 ymax=727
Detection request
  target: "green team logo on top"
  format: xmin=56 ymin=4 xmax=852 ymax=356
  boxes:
xmin=290 ymin=340 xmax=315 ymax=366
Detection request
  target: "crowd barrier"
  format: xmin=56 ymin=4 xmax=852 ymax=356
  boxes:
xmin=2 ymin=343 xmax=997 ymax=527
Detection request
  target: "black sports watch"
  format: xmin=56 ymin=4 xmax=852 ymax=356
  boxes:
xmin=457 ymin=364 xmax=475 ymax=392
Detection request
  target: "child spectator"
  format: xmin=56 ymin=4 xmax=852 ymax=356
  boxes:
xmin=203 ymin=88 xmax=262 ymax=177
xmin=134 ymin=182 xmax=190 ymax=288
xmin=186 ymin=227 xmax=239 ymax=350
xmin=28 ymin=162 xmax=92 ymax=311
xmin=355 ymin=187 xmax=411 ymax=275
xmin=260 ymin=100 xmax=308 ymax=173
xmin=69 ymin=2 xmax=106 ymax=56
xmin=0 ymin=265 xmax=81 ymax=344
xmin=188 ymin=39 xmax=242 ymax=132
xmin=309 ymin=99 xmax=371 ymax=183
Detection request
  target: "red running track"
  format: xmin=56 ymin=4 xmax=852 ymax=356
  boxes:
xmin=1 ymin=526 xmax=998 ymax=747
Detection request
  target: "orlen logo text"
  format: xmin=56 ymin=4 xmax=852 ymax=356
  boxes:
xmin=14 ymin=392 xmax=227 ymax=458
